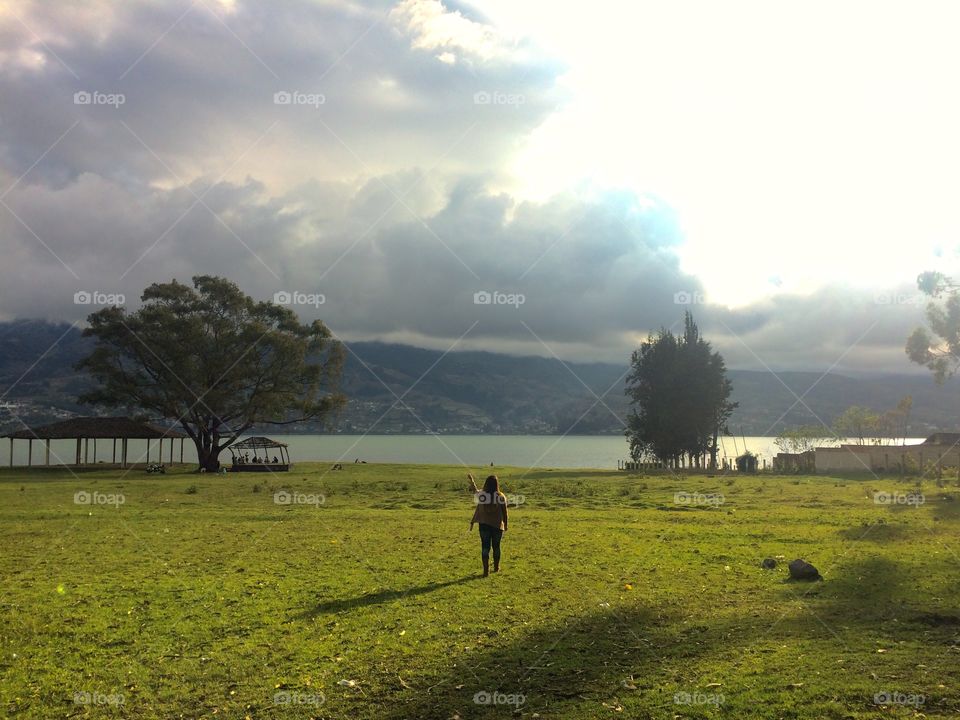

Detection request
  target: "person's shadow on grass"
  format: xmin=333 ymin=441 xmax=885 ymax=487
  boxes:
xmin=294 ymin=574 xmax=482 ymax=618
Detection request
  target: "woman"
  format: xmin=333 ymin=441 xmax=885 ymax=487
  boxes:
xmin=468 ymin=473 xmax=509 ymax=577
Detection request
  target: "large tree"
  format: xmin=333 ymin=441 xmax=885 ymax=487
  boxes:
xmin=625 ymin=312 xmax=737 ymax=468
xmin=78 ymin=276 xmax=344 ymax=471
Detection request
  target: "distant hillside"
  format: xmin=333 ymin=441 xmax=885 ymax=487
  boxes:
xmin=1 ymin=320 xmax=958 ymax=435
xmin=0 ymin=320 xmax=94 ymax=419
xmin=335 ymin=341 xmax=629 ymax=434
xmin=725 ymin=369 xmax=959 ymax=436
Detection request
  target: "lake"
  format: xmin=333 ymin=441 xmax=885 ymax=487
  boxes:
xmin=2 ymin=434 xmax=927 ymax=470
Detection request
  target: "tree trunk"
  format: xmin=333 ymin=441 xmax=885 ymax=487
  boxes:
xmin=194 ymin=435 xmax=221 ymax=472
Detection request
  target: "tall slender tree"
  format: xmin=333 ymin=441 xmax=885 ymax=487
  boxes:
xmin=625 ymin=312 xmax=736 ymax=468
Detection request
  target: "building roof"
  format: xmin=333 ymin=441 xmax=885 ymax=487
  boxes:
xmin=3 ymin=416 xmax=186 ymax=440
xmin=230 ymin=436 xmax=288 ymax=449
xmin=923 ymin=432 xmax=960 ymax=446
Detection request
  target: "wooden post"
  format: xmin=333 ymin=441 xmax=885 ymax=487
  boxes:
xmin=121 ymin=438 xmax=128 ymax=469
xmin=92 ymin=438 xmax=97 ymax=463
xmin=9 ymin=438 xmax=13 ymax=467
xmin=180 ymin=438 xmax=184 ymax=463
xmin=45 ymin=439 xmax=50 ymax=466
xmin=75 ymin=438 xmax=81 ymax=465
xmin=27 ymin=438 xmax=32 ymax=467
xmin=83 ymin=438 xmax=89 ymax=464
xmin=112 ymin=438 xmax=117 ymax=464
xmin=169 ymin=437 xmax=174 ymax=464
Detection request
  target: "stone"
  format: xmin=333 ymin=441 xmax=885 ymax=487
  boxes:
xmin=788 ymin=559 xmax=822 ymax=581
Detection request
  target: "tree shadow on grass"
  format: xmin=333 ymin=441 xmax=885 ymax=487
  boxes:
xmin=376 ymin=557 xmax=960 ymax=719
xmin=383 ymin=603 xmax=688 ymax=719
xmin=929 ymin=493 xmax=960 ymax=521
xmin=779 ymin=556 xmax=960 ymax=657
xmin=517 ymin=470 xmax=624 ymax=481
xmin=836 ymin=522 xmax=912 ymax=543
xmin=293 ymin=574 xmax=482 ymax=618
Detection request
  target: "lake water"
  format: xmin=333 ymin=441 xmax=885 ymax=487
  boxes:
xmin=1 ymin=434 xmax=928 ymax=470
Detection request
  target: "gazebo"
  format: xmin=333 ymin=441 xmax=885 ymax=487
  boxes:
xmin=228 ymin=436 xmax=290 ymax=472
xmin=3 ymin=416 xmax=187 ymax=468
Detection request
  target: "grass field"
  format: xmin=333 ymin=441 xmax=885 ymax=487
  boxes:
xmin=1 ymin=462 xmax=959 ymax=719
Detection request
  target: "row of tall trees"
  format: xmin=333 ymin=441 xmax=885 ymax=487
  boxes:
xmin=625 ymin=312 xmax=736 ymax=468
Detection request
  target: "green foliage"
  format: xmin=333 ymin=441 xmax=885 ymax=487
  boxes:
xmin=773 ymin=425 xmax=837 ymax=454
xmin=625 ymin=311 xmax=736 ymax=466
xmin=832 ymin=405 xmax=880 ymax=444
xmin=907 ymin=271 xmax=960 ymax=383
xmin=77 ymin=276 xmax=344 ymax=470
xmin=832 ymin=396 xmax=913 ymax=444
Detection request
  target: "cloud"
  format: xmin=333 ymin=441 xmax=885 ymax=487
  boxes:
xmin=701 ymin=285 xmax=931 ymax=374
xmin=0 ymin=0 xmax=943 ymax=376
xmin=0 ymin=0 xmax=564 ymax=191
xmin=390 ymin=0 xmax=507 ymax=62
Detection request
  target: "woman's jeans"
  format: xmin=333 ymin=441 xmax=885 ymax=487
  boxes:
xmin=478 ymin=523 xmax=503 ymax=562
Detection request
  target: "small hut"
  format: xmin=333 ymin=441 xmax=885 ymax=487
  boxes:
xmin=3 ymin=416 xmax=186 ymax=468
xmin=228 ymin=436 xmax=290 ymax=472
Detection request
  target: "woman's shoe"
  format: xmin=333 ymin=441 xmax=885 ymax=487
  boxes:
xmin=482 ymin=557 xmax=489 ymax=577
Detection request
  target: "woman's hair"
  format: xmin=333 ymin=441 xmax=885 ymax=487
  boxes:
xmin=482 ymin=474 xmax=500 ymax=495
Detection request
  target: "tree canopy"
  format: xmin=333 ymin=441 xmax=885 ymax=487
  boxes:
xmin=907 ymin=271 xmax=960 ymax=383
xmin=625 ymin=312 xmax=736 ymax=467
xmin=773 ymin=425 xmax=837 ymax=454
xmin=831 ymin=396 xmax=912 ymax=446
xmin=78 ymin=276 xmax=344 ymax=471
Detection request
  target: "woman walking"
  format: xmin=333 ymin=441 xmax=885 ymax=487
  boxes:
xmin=468 ymin=473 xmax=508 ymax=577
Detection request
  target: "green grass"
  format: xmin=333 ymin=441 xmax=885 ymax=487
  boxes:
xmin=1 ymin=462 xmax=959 ymax=718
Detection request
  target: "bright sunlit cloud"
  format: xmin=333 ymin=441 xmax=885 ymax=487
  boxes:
xmin=480 ymin=0 xmax=960 ymax=305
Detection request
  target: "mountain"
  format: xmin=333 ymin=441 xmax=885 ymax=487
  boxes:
xmin=1 ymin=320 xmax=958 ymax=435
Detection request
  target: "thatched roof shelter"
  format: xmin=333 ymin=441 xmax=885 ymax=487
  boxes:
xmin=3 ymin=416 xmax=186 ymax=468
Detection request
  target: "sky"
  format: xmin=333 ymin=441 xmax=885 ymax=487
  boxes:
xmin=1 ymin=0 xmax=958 ymax=373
